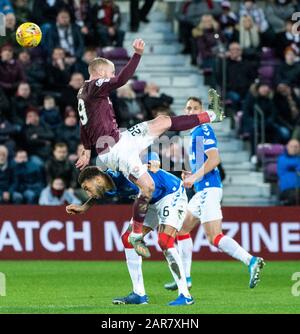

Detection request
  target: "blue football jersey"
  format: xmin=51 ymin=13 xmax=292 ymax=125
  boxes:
xmin=189 ymin=124 xmax=222 ymax=192
xmin=105 ymin=169 xmax=181 ymax=204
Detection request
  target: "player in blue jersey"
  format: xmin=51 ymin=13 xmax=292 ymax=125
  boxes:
xmin=164 ymin=94 xmax=265 ymax=291
xmin=66 ymin=153 xmax=194 ymax=306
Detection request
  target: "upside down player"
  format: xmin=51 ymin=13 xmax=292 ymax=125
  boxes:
xmin=66 ymin=153 xmax=194 ymax=306
xmin=164 ymin=96 xmax=265 ymax=291
xmin=75 ymin=38 xmax=224 ymax=257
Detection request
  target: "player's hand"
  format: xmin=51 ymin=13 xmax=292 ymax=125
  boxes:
xmin=183 ymin=174 xmax=197 ymax=189
xmin=181 ymin=170 xmax=192 ymax=181
xmin=75 ymin=149 xmax=91 ymax=170
xmin=66 ymin=204 xmax=87 ymax=215
xmin=133 ymin=38 xmax=145 ymax=55
xmin=148 ymin=160 xmax=160 ymax=173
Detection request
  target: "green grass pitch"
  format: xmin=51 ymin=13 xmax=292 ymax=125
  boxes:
xmin=0 ymin=261 xmax=299 ymax=314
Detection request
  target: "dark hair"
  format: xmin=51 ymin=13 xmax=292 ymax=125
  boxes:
xmin=54 ymin=142 xmax=68 ymax=150
xmin=187 ymin=96 xmax=203 ymax=106
xmin=57 ymin=8 xmax=71 ymax=16
xmin=78 ymin=166 xmax=110 ymax=186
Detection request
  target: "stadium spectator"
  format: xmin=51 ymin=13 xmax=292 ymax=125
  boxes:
xmin=176 ymin=0 xmax=222 ymax=55
xmin=219 ymin=1 xmax=237 ymax=28
xmin=45 ymin=142 xmax=77 ymax=189
xmin=60 ymin=72 xmax=84 ymax=112
xmin=0 ymin=145 xmax=22 ymax=204
xmin=23 ymin=107 xmax=54 ymax=165
xmin=92 ymin=0 xmax=125 ymax=47
xmin=31 ymin=0 xmax=65 ymax=25
xmin=265 ymin=0 xmax=296 ymax=34
xmin=45 ymin=47 xmax=71 ymax=95
xmin=67 ymin=0 xmax=93 ymax=46
xmin=277 ymin=139 xmax=300 ymax=205
xmin=242 ymin=81 xmax=290 ymax=154
xmin=72 ymin=47 xmax=97 ymax=79
xmin=39 ymin=177 xmax=81 ymax=205
xmin=114 ymin=84 xmax=146 ymax=127
xmin=191 ymin=14 xmax=224 ymax=83
xmin=275 ymin=19 xmax=300 ymax=59
xmin=216 ymin=42 xmax=257 ymax=113
xmin=0 ymin=111 xmax=16 ymax=155
xmin=142 ymin=82 xmax=173 ymax=117
xmin=17 ymin=50 xmax=46 ymax=91
xmin=0 ymin=44 xmax=25 ymax=96
xmin=0 ymin=0 xmax=14 ymax=14
xmin=239 ymin=0 xmax=269 ymax=33
xmin=45 ymin=9 xmax=84 ymax=60
xmin=274 ymin=83 xmax=300 ymax=140
xmin=0 ymin=12 xmax=19 ymax=49
xmin=275 ymin=47 xmax=300 ymax=88
xmin=40 ymin=95 xmax=62 ymax=130
xmin=12 ymin=149 xmax=44 ymax=204
xmin=12 ymin=82 xmax=37 ymax=125
xmin=12 ymin=0 xmax=32 ymax=25
xmin=130 ymin=0 xmax=155 ymax=32
xmin=238 ymin=15 xmax=260 ymax=58
xmin=69 ymin=142 xmax=84 ymax=164
xmin=56 ymin=107 xmax=80 ymax=154
xmin=218 ymin=1 xmax=239 ymax=46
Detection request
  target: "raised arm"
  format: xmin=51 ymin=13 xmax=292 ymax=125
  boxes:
xmin=105 ymin=39 xmax=145 ymax=91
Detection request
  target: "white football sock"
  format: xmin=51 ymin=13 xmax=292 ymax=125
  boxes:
xmin=124 ymin=248 xmax=146 ymax=296
xmin=177 ymin=236 xmax=193 ymax=278
xmin=164 ymin=248 xmax=191 ymax=298
xmin=217 ymin=235 xmax=252 ymax=266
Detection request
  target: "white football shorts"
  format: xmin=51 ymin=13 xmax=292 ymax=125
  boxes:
xmin=187 ymin=187 xmax=223 ymax=223
xmin=96 ymin=122 xmax=155 ymax=179
xmin=143 ymin=184 xmax=188 ymax=231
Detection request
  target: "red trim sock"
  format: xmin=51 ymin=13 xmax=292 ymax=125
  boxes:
xmin=177 ymin=233 xmax=191 ymax=241
xmin=213 ymin=233 xmax=225 ymax=247
xmin=169 ymin=113 xmax=210 ymax=131
xmin=121 ymin=230 xmax=134 ymax=248
xmin=158 ymin=232 xmax=175 ymax=250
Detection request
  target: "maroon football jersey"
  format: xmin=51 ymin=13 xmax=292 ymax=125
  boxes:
xmin=77 ymin=53 xmax=141 ymax=152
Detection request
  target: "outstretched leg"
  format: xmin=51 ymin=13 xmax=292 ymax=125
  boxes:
xmin=147 ymin=89 xmax=224 ymax=138
xmin=112 ymin=226 xmax=151 ymax=305
xmin=128 ymin=171 xmax=154 ymax=258
xmin=165 ymin=211 xmax=198 ymax=291
xmin=158 ymin=225 xmax=194 ymax=305
xmin=204 ymin=220 xmax=265 ymax=289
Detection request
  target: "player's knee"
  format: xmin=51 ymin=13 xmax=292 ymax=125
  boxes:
xmin=158 ymin=232 xmax=175 ymax=251
xmin=121 ymin=230 xmax=133 ymax=249
xmin=153 ymin=115 xmax=171 ymax=132
xmin=140 ymin=181 xmax=155 ymax=198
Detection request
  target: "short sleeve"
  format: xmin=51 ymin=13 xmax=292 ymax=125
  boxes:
xmin=201 ymin=125 xmax=218 ymax=152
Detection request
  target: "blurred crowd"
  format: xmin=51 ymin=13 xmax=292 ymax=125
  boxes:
xmin=0 ymin=0 xmax=174 ymax=205
xmin=0 ymin=0 xmax=299 ymax=206
xmin=176 ymin=0 xmax=300 ymax=204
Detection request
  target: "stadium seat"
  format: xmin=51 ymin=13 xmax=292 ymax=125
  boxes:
xmin=100 ymin=47 xmax=130 ymax=60
xmin=257 ymin=143 xmax=285 ymax=183
xmin=131 ymin=80 xmax=146 ymax=94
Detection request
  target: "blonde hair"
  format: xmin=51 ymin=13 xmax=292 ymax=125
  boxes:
xmin=239 ymin=15 xmax=260 ymax=49
xmin=192 ymin=14 xmax=219 ymax=38
xmin=88 ymin=57 xmax=114 ymax=75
